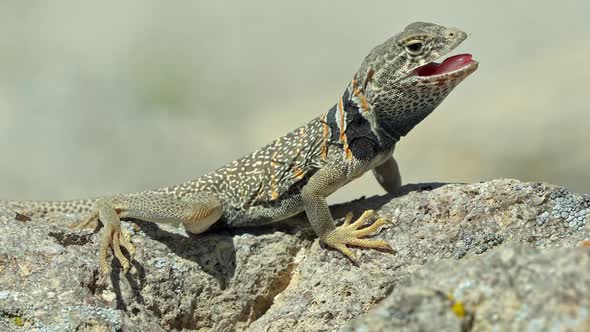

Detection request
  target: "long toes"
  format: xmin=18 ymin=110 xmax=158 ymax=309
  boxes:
xmin=347 ymin=238 xmax=392 ymax=251
xmin=333 ymin=243 xmax=358 ymax=264
xmin=118 ymin=229 xmax=136 ymax=258
xmin=342 ymin=211 xmax=354 ymax=226
xmin=112 ymin=232 xmax=130 ymax=273
xmin=325 ymin=211 xmax=394 ymax=264
xmin=349 ymin=210 xmax=376 ymax=229
xmin=354 ymin=218 xmax=389 ymax=237
xmin=98 ymin=224 xmax=134 ymax=275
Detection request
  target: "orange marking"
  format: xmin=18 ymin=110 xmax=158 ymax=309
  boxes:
xmin=338 ymin=97 xmax=346 ymax=141
xmin=321 ymin=140 xmax=328 ymax=160
xmin=271 ymin=190 xmax=279 ymax=200
xmin=350 ymin=72 xmax=370 ymax=112
xmin=293 ymin=166 xmax=305 ymax=180
xmin=358 ymin=93 xmax=370 ymax=113
xmin=344 ymin=145 xmax=352 ymax=160
xmin=288 ymin=127 xmax=306 ymax=183
xmin=284 ymin=127 xmax=306 ymax=181
xmin=336 ymin=97 xmax=352 ymax=160
xmin=270 ymin=151 xmax=279 ymax=200
xmin=362 ymin=68 xmax=374 ymax=92
xmin=342 ymin=134 xmax=351 ymax=159
xmin=351 ymin=75 xmax=358 ymax=93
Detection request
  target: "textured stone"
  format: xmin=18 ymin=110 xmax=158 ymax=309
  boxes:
xmin=0 ymin=179 xmax=588 ymax=331
xmin=343 ymin=246 xmax=590 ymax=332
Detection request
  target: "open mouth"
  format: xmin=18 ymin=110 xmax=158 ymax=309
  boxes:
xmin=413 ymin=54 xmax=477 ymax=77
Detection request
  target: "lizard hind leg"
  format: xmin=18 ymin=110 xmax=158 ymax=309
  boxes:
xmin=95 ymin=197 xmax=135 ymax=275
xmin=91 ymin=193 xmax=223 ymax=276
xmin=178 ymin=194 xmax=223 ymax=235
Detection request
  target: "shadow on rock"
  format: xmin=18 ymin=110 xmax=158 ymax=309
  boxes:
xmin=134 ymin=221 xmax=237 ymax=290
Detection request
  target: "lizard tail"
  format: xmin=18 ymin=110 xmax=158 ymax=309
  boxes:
xmin=0 ymin=198 xmax=98 ymax=218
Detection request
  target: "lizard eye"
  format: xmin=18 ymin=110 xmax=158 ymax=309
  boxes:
xmin=405 ymin=40 xmax=425 ymax=55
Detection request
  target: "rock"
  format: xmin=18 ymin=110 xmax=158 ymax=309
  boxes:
xmin=0 ymin=179 xmax=588 ymax=331
xmin=343 ymin=246 xmax=590 ymax=332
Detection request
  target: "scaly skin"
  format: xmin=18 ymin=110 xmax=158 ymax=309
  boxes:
xmin=1 ymin=22 xmax=478 ymax=276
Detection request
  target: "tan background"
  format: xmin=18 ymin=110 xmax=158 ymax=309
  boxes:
xmin=0 ymin=0 xmax=588 ymax=204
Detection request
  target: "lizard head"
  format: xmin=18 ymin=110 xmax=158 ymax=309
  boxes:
xmin=354 ymin=22 xmax=478 ymax=139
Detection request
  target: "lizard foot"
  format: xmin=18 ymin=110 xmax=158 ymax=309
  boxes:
xmin=325 ymin=209 xmax=393 ymax=263
xmin=99 ymin=222 xmax=136 ymax=275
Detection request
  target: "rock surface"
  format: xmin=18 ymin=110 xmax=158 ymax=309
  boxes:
xmin=343 ymin=245 xmax=590 ymax=332
xmin=0 ymin=179 xmax=589 ymax=331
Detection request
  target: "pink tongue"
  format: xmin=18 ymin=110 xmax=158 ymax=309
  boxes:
xmin=438 ymin=54 xmax=473 ymax=72
xmin=415 ymin=54 xmax=474 ymax=76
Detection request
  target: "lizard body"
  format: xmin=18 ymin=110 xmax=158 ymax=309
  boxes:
xmin=1 ymin=22 xmax=478 ymax=275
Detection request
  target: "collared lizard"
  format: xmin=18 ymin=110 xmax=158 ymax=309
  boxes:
xmin=1 ymin=22 xmax=478 ymax=276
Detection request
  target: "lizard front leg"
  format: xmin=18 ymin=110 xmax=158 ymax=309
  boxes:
xmin=80 ymin=193 xmax=222 ymax=275
xmin=301 ymin=166 xmax=393 ymax=263
xmin=372 ymin=156 xmax=402 ymax=193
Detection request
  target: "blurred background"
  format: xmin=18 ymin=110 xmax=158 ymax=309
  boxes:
xmin=0 ymin=0 xmax=588 ymax=204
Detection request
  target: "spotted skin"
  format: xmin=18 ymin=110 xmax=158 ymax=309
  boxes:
xmin=1 ymin=22 xmax=478 ymax=276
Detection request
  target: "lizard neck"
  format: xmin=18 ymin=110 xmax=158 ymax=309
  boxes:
xmin=373 ymin=106 xmax=436 ymax=139
xmin=322 ymin=84 xmax=398 ymax=161
xmin=339 ymin=79 xmax=404 ymax=148
xmin=366 ymin=76 xmax=462 ymax=139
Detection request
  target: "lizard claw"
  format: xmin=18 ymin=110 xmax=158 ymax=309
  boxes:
xmin=324 ymin=210 xmax=393 ymax=262
xmin=99 ymin=222 xmax=135 ymax=275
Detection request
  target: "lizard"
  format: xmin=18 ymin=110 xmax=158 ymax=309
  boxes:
xmin=0 ymin=22 xmax=478 ymax=277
